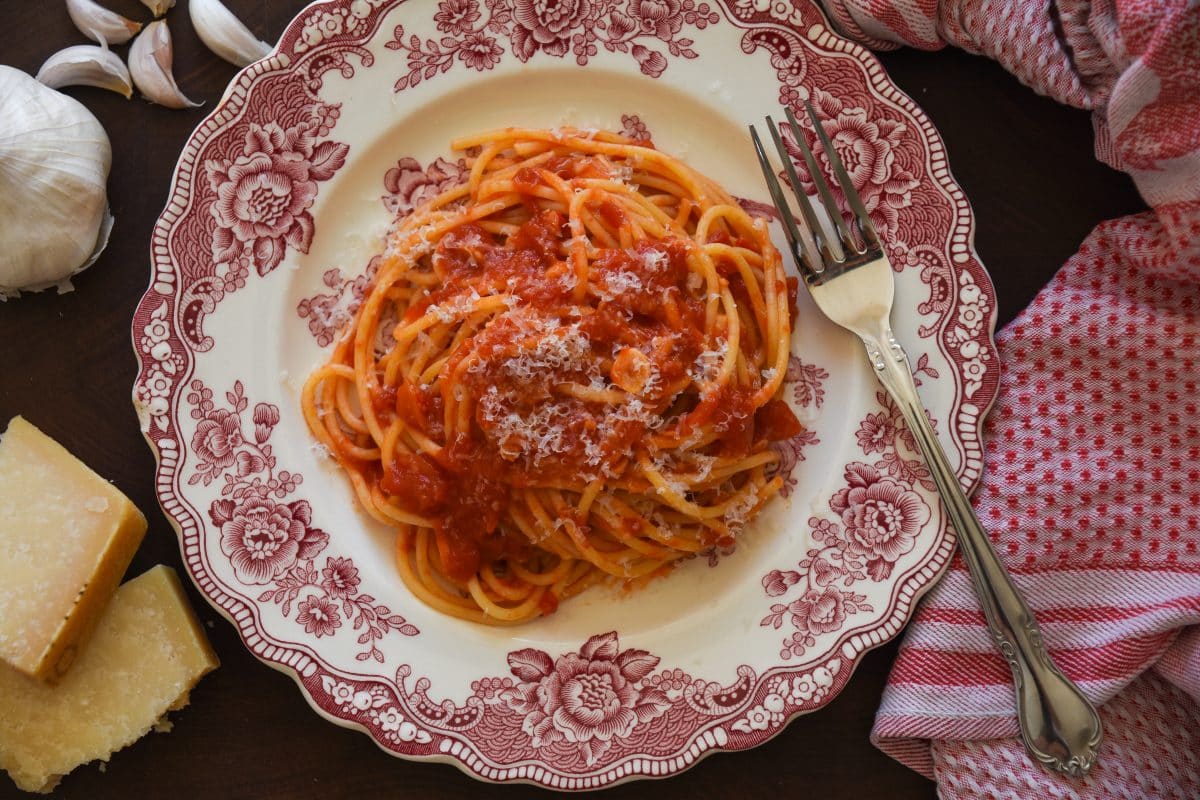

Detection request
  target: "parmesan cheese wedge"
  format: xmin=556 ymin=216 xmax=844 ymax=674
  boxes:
xmin=0 ymin=565 xmax=220 ymax=793
xmin=0 ymin=416 xmax=147 ymax=682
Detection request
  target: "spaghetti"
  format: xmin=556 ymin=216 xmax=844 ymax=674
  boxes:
xmin=302 ymin=127 xmax=803 ymax=624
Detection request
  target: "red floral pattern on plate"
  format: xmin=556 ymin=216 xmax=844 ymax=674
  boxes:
xmin=386 ymin=0 xmax=720 ymax=86
xmin=154 ymin=4 xmax=394 ymax=354
xmin=766 ymin=355 xmax=827 ymax=497
xmin=382 ymin=155 xmax=470 ymax=216
xmin=759 ymin=393 xmax=937 ymax=659
xmin=780 ymin=88 xmax=920 ymax=240
xmin=132 ymin=0 xmax=1001 ymax=789
xmin=379 ymin=636 xmax=760 ymax=772
xmin=188 ymin=379 xmax=419 ymax=660
xmin=619 ymin=113 xmax=651 ymax=140
xmin=295 ymin=263 xmax=378 ymax=347
xmin=206 ymin=122 xmax=348 ymax=277
xmin=500 ymin=633 xmax=672 ymax=765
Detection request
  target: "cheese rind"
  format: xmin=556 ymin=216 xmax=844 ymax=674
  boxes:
xmin=0 ymin=565 xmax=220 ymax=793
xmin=0 ymin=416 xmax=148 ymax=682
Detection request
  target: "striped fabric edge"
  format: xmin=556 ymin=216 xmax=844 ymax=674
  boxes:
xmin=872 ymin=715 xmax=1014 ymax=780
xmin=1153 ymin=627 xmax=1200 ymax=705
xmin=904 ymin=597 xmax=1200 ymax=652
xmin=924 ymin=674 xmax=1200 ymax=799
xmin=889 ymin=630 xmax=1183 ymax=686
xmin=877 ymin=680 xmax=1126 ymax=726
xmin=871 ymin=635 xmax=1175 ymax=743
xmin=873 ymin=666 xmax=1200 ymax=788
xmin=918 ymin=567 xmax=1200 ymax=610
xmin=870 ymin=564 xmax=1199 ymax=776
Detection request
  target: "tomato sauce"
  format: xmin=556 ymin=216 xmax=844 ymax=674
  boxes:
xmin=380 ymin=452 xmax=449 ymax=514
xmin=537 ymin=591 xmax=560 ymax=615
xmin=371 ymin=192 xmax=786 ymax=580
xmin=755 ymin=399 xmax=803 ymax=441
xmin=395 ymin=381 xmax=445 ymax=438
xmin=513 ymin=167 xmax=541 ymax=192
xmin=371 ymin=384 xmax=397 ymax=419
xmin=594 ymin=199 xmax=626 ymax=229
xmin=377 ymin=435 xmax=524 ymax=582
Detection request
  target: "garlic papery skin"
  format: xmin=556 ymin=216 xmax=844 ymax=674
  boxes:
xmin=190 ymin=0 xmax=271 ymax=67
xmin=66 ymin=0 xmax=142 ymax=45
xmin=139 ymin=0 xmax=175 ymax=17
xmin=36 ymin=44 xmax=133 ymax=99
xmin=0 ymin=66 xmax=113 ymax=300
xmin=129 ymin=20 xmax=201 ymax=109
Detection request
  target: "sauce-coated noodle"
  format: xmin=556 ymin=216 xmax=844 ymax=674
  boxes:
xmin=302 ymin=127 xmax=802 ymax=624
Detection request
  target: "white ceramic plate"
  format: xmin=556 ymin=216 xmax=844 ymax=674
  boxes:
xmin=133 ymin=0 xmax=999 ymax=788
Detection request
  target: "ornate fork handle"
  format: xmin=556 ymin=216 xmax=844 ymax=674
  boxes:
xmin=751 ymin=104 xmax=1103 ymax=776
xmin=863 ymin=326 xmax=1103 ymax=777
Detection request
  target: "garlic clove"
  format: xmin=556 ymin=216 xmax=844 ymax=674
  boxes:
xmin=65 ymin=0 xmax=142 ymax=46
xmin=36 ymin=44 xmax=133 ymax=99
xmin=189 ymin=0 xmax=272 ymax=67
xmin=0 ymin=66 xmax=114 ymax=300
xmin=139 ymin=0 xmax=175 ymax=17
xmin=128 ymin=20 xmax=201 ymax=109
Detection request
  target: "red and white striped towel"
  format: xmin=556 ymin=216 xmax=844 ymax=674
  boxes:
xmin=812 ymin=0 xmax=1200 ymax=795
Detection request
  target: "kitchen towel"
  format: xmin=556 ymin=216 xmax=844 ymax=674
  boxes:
xmin=813 ymin=0 xmax=1200 ymax=795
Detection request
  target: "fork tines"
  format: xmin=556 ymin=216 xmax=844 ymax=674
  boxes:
xmin=750 ymin=102 xmax=882 ymax=280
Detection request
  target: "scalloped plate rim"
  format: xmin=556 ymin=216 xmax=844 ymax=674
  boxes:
xmin=131 ymin=0 xmax=1002 ymax=787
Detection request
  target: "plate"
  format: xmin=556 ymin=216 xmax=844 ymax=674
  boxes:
xmin=132 ymin=0 xmax=999 ymax=788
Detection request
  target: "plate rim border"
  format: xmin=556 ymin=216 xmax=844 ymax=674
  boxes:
xmin=131 ymin=0 xmax=1002 ymax=787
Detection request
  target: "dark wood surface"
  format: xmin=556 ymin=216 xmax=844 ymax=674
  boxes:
xmin=0 ymin=2 xmax=1146 ymax=797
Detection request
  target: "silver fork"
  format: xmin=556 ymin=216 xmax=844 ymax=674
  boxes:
xmin=751 ymin=105 xmax=1103 ymax=778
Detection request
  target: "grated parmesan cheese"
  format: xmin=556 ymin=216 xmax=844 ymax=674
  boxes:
xmin=723 ymin=492 xmax=761 ymax=533
xmin=483 ymin=399 xmax=575 ymax=466
xmin=425 ymin=288 xmax=481 ymax=323
xmin=640 ymin=249 xmax=668 ymax=273
xmin=596 ymin=270 xmax=644 ymax=300
xmin=684 ymin=452 xmax=717 ymax=482
xmin=692 ymin=339 xmax=727 ymax=383
xmin=373 ymin=307 xmax=400 ymax=357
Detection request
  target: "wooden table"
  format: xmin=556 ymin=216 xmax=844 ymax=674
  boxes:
xmin=0 ymin=2 xmax=1145 ymax=797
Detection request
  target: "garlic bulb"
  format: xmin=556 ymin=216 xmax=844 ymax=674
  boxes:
xmin=0 ymin=66 xmax=113 ymax=300
xmin=190 ymin=0 xmax=272 ymax=67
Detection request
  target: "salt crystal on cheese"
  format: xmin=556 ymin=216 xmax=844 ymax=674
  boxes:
xmin=0 ymin=565 xmax=220 ymax=793
xmin=0 ymin=416 xmax=147 ymax=682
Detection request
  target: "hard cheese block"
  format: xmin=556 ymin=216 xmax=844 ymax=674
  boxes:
xmin=0 ymin=565 xmax=220 ymax=793
xmin=0 ymin=416 xmax=147 ymax=682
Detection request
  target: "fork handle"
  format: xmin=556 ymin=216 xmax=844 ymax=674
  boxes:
xmin=862 ymin=327 xmax=1103 ymax=778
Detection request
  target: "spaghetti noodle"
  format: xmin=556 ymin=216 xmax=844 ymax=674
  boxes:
xmin=302 ymin=127 xmax=803 ymax=624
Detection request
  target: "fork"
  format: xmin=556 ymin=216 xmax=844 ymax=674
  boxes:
xmin=750 ymin=104 xmax=1104 ymax=778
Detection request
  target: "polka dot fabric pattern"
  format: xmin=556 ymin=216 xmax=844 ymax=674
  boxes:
xmin=809 ymin=0 xmax=1200 ymax=795
xmin=990 ymin=218 xmax=1200 ymax=575
xmin=872 ymin=214 xmax=1200 ymax=784
xmin=930 ymin=674 xmax=1200 ymax=800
